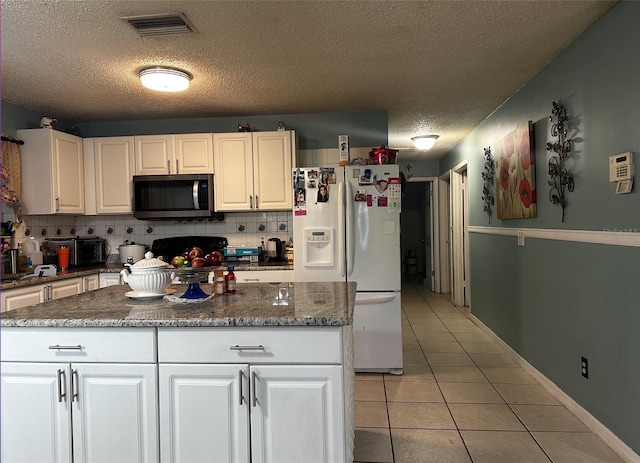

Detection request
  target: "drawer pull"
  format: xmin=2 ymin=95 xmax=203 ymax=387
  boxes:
xmin=243 ymin=278 xmax=260 ymax=282
xmin=49 ymin=344 xmax=82 ymax=350
xmin=57 ymin=369 xmax=66 ymax=403
xmin=230 ymin=345 xmax=265 ymax=351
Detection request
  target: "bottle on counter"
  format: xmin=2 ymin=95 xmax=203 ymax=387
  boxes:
xmin=213 ymin=269 xmax=226 ymax=295
xmin=225 ymin=265 xmax=236 ymax=294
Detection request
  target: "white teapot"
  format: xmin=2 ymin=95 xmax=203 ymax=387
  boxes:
xmin=120 ymin=252 xmax=175 ymax=296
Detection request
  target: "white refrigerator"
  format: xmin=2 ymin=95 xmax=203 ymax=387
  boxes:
xmin=293 ymin=165 xmax=403 ymax=374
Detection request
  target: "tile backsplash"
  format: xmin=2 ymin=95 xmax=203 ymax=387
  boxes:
xmin=15 ymin=212 xmax=293 ymax=256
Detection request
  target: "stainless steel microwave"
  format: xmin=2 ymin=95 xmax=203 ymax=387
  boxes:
xmin=133 ymin=174 xmax=224 ymax=220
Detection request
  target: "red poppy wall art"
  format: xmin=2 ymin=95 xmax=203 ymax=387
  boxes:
xmin=495 ymin=121 xmax=536 ymax=219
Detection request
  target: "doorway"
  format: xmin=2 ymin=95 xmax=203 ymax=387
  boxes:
xmin=402 ymin=177 xmax=439 ymax=291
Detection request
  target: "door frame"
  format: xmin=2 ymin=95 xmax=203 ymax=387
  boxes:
xmin=438 ymin=173 xmax=451 ymax=295
xmin=407 ymin=177 xmax=440 ymax=292
xmin=450 ymin=161 xmax=470 ymax=307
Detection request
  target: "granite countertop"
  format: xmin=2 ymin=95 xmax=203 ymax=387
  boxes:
xmin=0 ymin=282 xmax=356 ymax=328
xmin=1 ymin=261 xmax=293 ymax=290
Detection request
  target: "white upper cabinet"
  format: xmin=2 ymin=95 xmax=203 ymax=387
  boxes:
xmin=135 ymin=134 xmax=213 ymax=175
xmin=90 ymin=137 xmax=135 ymax=214
xmin=213 ymin=133 xmax=254 ymax=211
xmin=214 ymin=131 xmax=295 ymax=211
xmin=18 ymin=128 xmax=85 ymax=215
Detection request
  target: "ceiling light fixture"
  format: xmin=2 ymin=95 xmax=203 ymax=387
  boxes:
xmin=139 ymin=67 xmax=191 ymax=92
xmin=411 ymin=134 xmax=439 ymax=150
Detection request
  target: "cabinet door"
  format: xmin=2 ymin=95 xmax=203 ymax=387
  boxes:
xmin=159 ymin=364 xmax=250 ymax=463
xmin=1 ymin=284 xmax=47 ymax=312
xmin=72 ymin=363 xmax=158 ymax=463
xmin=174 ymin=133 xmax=214 ymax=174
xmin=250 ymin=365 xmax=345 ymax=463
xmin=1 ymin=362 xmax=72 ymax=463
xmin=53 ymin=130 xmax=85 ymax=214
xmin=99 ymin=273 xmax=123 ymax=288
xmin=213 ymin=133 xmax=254 ymax=211
xmin=82 ymin=274 xmax=99 ymax=292
xmin=95 ymin=137 xmax=135 ymax=213
xmin=135 ymin=135 xmax=174 ymax=175
xmin=51 ymin=278 xmax=83 ymax=300
xmin=252 ymin=131 xmax=293 ymax=211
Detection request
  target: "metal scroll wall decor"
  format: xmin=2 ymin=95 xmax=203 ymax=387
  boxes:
xmin=481 ymin=147 xmax=495 ymax=223
xmin=546 ymin=101 xmax=574 ymax=222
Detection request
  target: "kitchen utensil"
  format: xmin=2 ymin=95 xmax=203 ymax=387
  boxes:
xmin=120 ymin=252 xmax=175 ymax=296
xmin=265 ymin=238 xmax=283 ymax=261
xmin=7 ymin=249 xmax=19 ymax=273
xmin=119 ymin=243 xmax=146 ymax=265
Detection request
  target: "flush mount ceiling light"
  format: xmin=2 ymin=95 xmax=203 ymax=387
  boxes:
xmin=139 ymin=67 xmax=191 ymax=92
xmin=411 ymin=134 xmax=439 ymax=150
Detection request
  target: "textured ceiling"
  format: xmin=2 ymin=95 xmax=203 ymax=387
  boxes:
xmin=1 ymin=0 xmax=614 ymax=160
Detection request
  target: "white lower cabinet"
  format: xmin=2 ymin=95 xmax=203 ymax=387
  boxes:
xmin=234 ymin=269 xmax=294 ymax=283
xmin=158 ymin=327 xmax=351 ymax=463
xmin=1 ymin=275 xmax=100 ymax=312
xmin=0 ymin=328 xmax=158 ymax=463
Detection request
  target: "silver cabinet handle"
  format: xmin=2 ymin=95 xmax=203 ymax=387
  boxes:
xmin=71 ymin=369 xmax=79 ymax=402
xmin=49 ymin=344 xmax=82 ymax=350
xmin=239 ymin=370 xmax=245 ymax=405
xmin=167 ymin=159 xmax=171 ymax=174
xmin=255 ymin=195 xmax=259 ymax=209
xmin=249 ymin=195 xmax=254 ymax=210
xmin=230 ymin=345 xmax=265 ymax=351
xmin=251 ymin=371 xmax=258 ymax=407
xmin=243 ymin=278 xmax=260 ymax=282
xmin=57 ymin=369 xmax=66 ymax=403
xmin=175 ymin=159 xmax=179 ymax=174
xmin=55 ymin=197 xmax=60 ymax=212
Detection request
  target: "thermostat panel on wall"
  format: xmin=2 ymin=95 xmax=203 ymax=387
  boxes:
xmin=609 ymin=152 xmax=634 ymax=182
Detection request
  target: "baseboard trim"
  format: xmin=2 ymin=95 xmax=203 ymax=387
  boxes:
xmin=469 ymin=226 xmax=640 ymax=248
xmin=469 ymin=313 xmax=640 ymax=463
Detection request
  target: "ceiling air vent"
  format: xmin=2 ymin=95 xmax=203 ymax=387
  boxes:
xmin=121 ymin=13 xmax=197 ymax=37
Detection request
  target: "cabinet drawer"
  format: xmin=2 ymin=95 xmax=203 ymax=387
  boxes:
xmin=158 ymin=327 xmax=342 ymax=364
xmin=1 ymin=327 xmax=156 ymax=362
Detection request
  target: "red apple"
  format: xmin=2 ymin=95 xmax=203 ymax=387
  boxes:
xmin=181 ymin=251 xmax=190 ymax=259
xmin=188 ymin=247 xmax=203 ymax=259
xmin=191 ymin=257 xmax=207 ymax=268
xmin=205 ymin=251 xmax=224 ymax=266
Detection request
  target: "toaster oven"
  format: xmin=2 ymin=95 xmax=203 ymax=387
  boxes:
xmin=43 ymin=237 xmax=108 ymax=266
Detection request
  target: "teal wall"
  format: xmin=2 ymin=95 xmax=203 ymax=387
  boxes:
xmin=1 ymin=102 xmax=388 ymax=150
xmin=74 ymin=111 xmax=388 ymax=150
xmin=1 ymin=102 xmax=43 ymax=136
xmin=442 ymin=2 xmax=640 ymax=453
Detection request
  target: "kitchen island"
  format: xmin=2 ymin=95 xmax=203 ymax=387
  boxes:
xmin=1 ymin=282 xmax=356 ymax=463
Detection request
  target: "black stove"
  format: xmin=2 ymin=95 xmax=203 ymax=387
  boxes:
xmin=151 ymin=236 xmax=228 ymax=259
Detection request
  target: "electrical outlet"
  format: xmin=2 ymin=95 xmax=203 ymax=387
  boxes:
xmin=517 ymin=231 xmax=525 ymax=246
xmin=581 ymin=356 xmax=589 ymax=379
xmin=259 ymin=235 xmax=266 ymax=245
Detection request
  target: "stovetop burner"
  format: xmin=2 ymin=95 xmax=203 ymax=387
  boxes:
xmin=150 ymin=236 xmax=228 ymax=259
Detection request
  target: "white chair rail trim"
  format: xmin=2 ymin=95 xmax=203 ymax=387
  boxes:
xmin=469 ymin=226 xmax=640 ymax=248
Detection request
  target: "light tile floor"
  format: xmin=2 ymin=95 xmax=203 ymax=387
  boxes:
xmin=354 ymin=277 xmax=625 ymax=463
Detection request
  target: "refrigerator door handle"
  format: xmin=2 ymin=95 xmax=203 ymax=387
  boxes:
xmin=338 ymin=180 xmax=346 ymax=277
xmin=345 ymin=179 xmax=355 ymax=276
xmin=356 ymin=294 xmax=397 ymax=305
